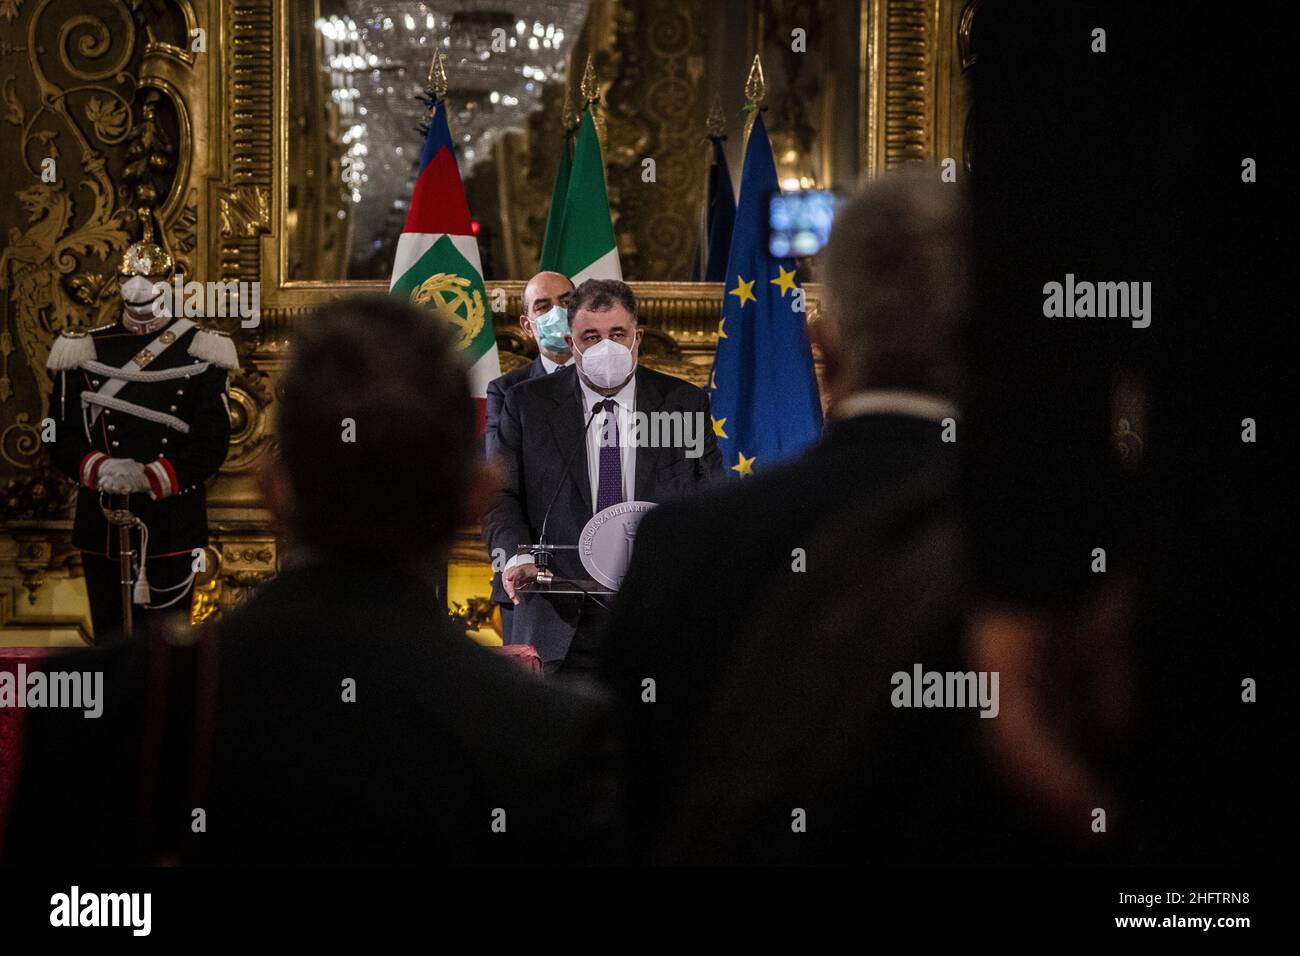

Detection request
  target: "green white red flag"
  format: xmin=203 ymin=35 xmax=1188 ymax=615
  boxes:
xmin=390 ymin=99 xmax=499 ymax=433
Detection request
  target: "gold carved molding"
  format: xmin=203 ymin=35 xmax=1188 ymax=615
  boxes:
xmin=862 ymin=0 xmax=974 ymax=176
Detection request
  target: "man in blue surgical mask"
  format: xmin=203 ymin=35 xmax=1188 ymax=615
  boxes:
xmin=485 ymin=271 xmax=575 ymax=453
xmin=484 ymin=271 xmax=574 ymax=642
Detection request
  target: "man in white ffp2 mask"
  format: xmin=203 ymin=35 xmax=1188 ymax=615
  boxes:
xmin=568 ymin=307 xmax=641 ymax=394
xmin=481 ymin=278 xmax=722 ymax=679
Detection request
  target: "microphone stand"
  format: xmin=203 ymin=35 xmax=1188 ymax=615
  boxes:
xmin=533 ymin=401 xmax=604 ymax=585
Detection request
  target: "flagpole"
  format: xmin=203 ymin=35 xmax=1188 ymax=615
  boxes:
xmin=742 ymin=54 xmax=766 ymax=156
xmin=700 ymin=95 xmax=727 ymax=280
xmin=423 ymin=43 xmax=451 ymax=613
xmin=561 ymin=82 xmax=578 ymax=139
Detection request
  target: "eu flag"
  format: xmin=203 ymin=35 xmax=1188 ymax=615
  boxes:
xmin=709 ymin=113 xmax=822 ymax=478
xmin=690 ymin=134 xmax=737 ymax=281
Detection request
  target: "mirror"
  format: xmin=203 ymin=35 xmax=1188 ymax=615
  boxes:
xmin=279 ymin=0 xmax=869 ymax=288
xmin=286 ymin=0 xmax=592 ymax=281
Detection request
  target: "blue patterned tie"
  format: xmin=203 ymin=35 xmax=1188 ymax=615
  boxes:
xmin=595 ymin=398 xmax=623 ymax=511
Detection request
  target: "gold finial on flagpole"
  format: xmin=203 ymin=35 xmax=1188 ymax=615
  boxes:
xmin=742 ymin=54 xmax=766 ymax=150
xmin=561 ymin=82 xmax=577 ymax=132
xmin=706 ymin=94 xmax=726 ymax=139
xmin=744 ymin=54 xmax=766 ymax=108
xmin=580 ymin=54 xmax=599 ymax=108
xmin=578 ymin=54 xmax=605 ymax=147
xmin=427 ymin=47 xmax=448 ymax=101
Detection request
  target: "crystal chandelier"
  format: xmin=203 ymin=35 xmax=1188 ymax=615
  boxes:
xmin=314 ymin=1 xmax=589 ymax=274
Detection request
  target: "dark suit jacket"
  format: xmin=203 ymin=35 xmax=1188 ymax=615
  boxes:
xmin=482 ymin=364 xmax=723 ymax=662
xmin=485 ymin=356 xmax=547 ymax=457
xmin=485 ymin=357 xmax=549 ymax=607
xmin=600 ymin=412 xmax=958 ymax=859
xmin=3 ymin=558 xmax=620 ymax=866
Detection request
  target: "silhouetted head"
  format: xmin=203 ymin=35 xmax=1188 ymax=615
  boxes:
xmin=267 ymin=294 xmax=482 ymax=562
xmin=815 ymin=169 xmax=970 ymax=404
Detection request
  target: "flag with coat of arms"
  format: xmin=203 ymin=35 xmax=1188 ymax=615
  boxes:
xmin=390 ymin=95 xmax=500 ymax=433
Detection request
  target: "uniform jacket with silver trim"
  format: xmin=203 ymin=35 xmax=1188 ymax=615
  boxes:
xmin=46 ymin=318 xmax=235 ymax=560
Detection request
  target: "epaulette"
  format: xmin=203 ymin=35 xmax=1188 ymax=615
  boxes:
xmin=46 ymin=329 xmax=96 ymax=370
xmin=187 ymin=325 xmax=241 ymax=371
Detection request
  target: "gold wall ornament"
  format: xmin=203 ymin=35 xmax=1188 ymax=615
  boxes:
xmin=14 ymin=537 xmax=53 ymax=606
xmin=221 ymin=366 xmax=274 ymax=477
xmin=120 ymin=91 xmax=178 ymax=230
xmin=958 ymin=0 xmax=981 ymax=70
xmin=861 ymin=0 xmax=974 ymax=176
xmin=189 ymin=545 xmax=222 ymax=625
xmin=593 ymin=0 xmax=709 ymax=279
xmin=219 ymin=542 xmax=277 ymax=593
xmin=0 ymin=0 xmax=147 ymax=457
xmin=219 ymin=185 xmax=271 ymax=239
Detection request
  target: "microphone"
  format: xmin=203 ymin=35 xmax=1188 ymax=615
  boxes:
xmin=533 ymin=400 xmax=605 ymax=581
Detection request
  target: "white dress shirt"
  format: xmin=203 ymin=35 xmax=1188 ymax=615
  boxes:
xmin=502 ymin=369 xmax=637 ymax=573
xmin=578 ymin=373 xmax=637 ymax=510
xmin=538 ymin=353 xmax=573 ymax=374
xmin=830 ymin=389 xmax=957 ymax=423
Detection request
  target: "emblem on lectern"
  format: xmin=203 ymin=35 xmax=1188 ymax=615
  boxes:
xmin=579 ymin=500 xmax=657 ymax=590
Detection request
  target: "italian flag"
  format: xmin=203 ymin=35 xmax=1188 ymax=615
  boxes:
xmin=390 ymin=99 xmax=499 ymax=433
xmin=538 ymin=125 xmax=574 ymax=273
xmin=545 ymin=109 xmax=621 ymax=282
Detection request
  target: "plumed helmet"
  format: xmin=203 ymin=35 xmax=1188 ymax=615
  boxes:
xmin=118 ymin=207 xmax=173 ymax=278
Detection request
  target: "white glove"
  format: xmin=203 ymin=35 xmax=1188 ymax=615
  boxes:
xmin=98 ymin=458 xmax=152 ymax=495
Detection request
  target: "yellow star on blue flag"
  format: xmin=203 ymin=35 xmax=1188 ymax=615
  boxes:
xmin=707 ymin=113 xmax=822 ymax=478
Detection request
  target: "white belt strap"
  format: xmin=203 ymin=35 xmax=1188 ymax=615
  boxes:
xmin=81 ymin=392 xmax=191 ymax=434
xmin=87 ymin=318 xmax=196 ymax=425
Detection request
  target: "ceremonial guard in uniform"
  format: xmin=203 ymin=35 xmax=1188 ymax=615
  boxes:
xmin=45 ymin=218 xmax=237 ymax=641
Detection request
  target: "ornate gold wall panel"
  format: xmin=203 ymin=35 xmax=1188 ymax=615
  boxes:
xmin=2 ymin=0 xmax=966 ymax=643
xmin=861 ymin=0 xmax=974 ymax=176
